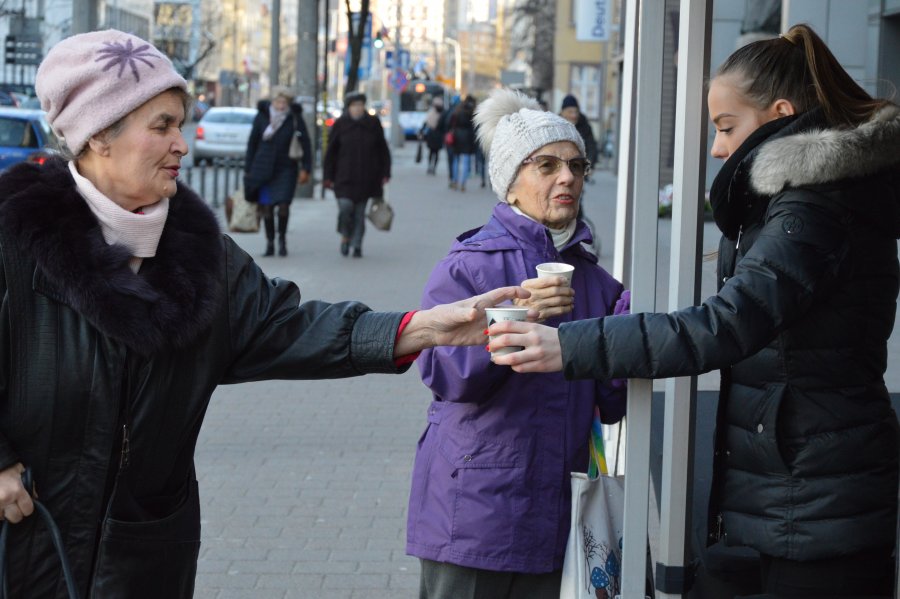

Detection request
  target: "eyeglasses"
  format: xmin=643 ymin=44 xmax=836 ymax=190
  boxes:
xmin=521 ymin=155 xmax=592 ymax=178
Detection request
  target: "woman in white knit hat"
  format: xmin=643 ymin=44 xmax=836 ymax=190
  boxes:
xmin=408 ymin=88 xmax=630 ymax=599
xmin=0 ymin=30 xmax=529 ymax=598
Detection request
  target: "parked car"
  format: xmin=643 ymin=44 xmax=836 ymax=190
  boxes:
xmin=191 ymin=106 xmax=257 ymax=166
xmin=0 ymin=107 xmax=59 ymax=172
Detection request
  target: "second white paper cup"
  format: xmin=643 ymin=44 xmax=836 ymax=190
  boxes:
xmin=536 ymin=262 xmax=575 ymax=285
xmin=485 ymin=306 xmax=529 ymax=359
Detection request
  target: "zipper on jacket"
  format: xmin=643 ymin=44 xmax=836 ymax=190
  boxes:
xmin=713 ymin=513 xmax=724 ymax=541
xmin=118 ymin=423 xmax=130 ymax=470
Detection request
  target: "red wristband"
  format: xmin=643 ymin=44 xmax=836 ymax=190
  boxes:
xmin=394 ymin=311 xmax=420 ymax=366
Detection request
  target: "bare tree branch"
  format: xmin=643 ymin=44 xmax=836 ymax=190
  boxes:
xmin=508 ymin=0 xmax=555 ymax=97
xmin=344 ymin=0 xmax=370 ymax=93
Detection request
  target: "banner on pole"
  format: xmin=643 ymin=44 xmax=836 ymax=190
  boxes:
xmin=576 ymin=0 xmax=610 ymax=42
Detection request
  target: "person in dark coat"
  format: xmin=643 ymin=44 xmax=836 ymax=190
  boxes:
xmin=448 ymin=95 xmax=477 ymax=192
xmin=0 ymin=30 xmax=530 ymax=599
xmin=490 ymin=24 xmax=900 ymax=598
xmin=420 ymin=96 xmax=444 ymax=175
xmin=244 ymin=86 xmax=312 ymax=257
xmin=560 ymin=94 xmax=599 ymax=167
xmin=323 ymin=92 xmax=391 ymax=258
xmin=438 ymin=96 xmax=458 ymax=184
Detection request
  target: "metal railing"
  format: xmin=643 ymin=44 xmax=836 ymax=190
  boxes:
xmin=177 ymin=158 xmax=244 ymax=209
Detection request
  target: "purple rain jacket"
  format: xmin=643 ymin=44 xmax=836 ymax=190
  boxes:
xmin=406 ymin=202 xmax=627 ymax=573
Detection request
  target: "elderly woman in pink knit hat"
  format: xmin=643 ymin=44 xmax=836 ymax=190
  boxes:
xmin=0 ymin=30 xmax=528 ymax=598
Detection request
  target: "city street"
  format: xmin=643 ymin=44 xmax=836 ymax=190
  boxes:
xmin=192 ymin=143 xmax=900 ymax=598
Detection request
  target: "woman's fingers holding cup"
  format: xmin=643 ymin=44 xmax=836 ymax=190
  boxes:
xmin=515 ymin=277 xmax=574 ymax=321
xmin=489 ymin=321 xmax=564 ymax=372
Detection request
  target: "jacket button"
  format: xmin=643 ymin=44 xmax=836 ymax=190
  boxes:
xmin=757 ymin=424 xmax=764 ymax=433
xmin=463 ymin=454 xmax=473 ymax=462
xmin=722 ymin=276 xmax=729 ymax=283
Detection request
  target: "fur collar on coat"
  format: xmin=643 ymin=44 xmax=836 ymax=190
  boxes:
xmin=750 ymin=104 xmax=900 ymax=195
xmin=0 ymin=158 xmax=224 ymax=355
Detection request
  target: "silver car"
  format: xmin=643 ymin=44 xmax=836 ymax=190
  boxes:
xmin=191 ymin=106 xmax=257 ymax=166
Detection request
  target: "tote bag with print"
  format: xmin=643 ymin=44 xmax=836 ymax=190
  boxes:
xmin=560 ymin=407 xmax=626 ymax=599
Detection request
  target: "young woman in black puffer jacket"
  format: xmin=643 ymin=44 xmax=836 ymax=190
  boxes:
xmin=489 ymin=24 xmax=900 ymax=598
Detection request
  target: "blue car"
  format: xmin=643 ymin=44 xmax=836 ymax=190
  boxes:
xmin=0 ymin=107 xmax=59 ymax=172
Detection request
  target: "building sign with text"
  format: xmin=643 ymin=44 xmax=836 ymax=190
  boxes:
xmin=576 ymin=0 xmax=610 ymax=42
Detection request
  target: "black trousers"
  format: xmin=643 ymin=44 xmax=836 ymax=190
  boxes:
xmin=743 ymin=548 xmax=896 ymax=598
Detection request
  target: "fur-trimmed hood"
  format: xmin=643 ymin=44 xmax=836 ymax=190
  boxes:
xmin=0 ymin=158 xmax=224 ymax=354
xmin=751 ymin=104 xmax=900 ymax=194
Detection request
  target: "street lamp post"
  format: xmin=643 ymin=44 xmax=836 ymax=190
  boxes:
xmin=443 ymin=36 xmax=461 ymax=92
xmin=389 ymin=0 xmax=404 ymax=148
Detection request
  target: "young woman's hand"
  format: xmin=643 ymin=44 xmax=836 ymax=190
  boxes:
xmin=0 ymin=463 xmax=34 ymax=523
xmin=394 ymin=286 xmax=534 ymax=356
xmin=488 ymin=320 xmax=564 ymax=373
xmin=513 ymin=276 xmax=574 ymax=322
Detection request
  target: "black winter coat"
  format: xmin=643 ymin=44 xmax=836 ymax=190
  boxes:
xmin=558 ymin=106 xmax=900 ymax=561
xmin=450 ymin=106 xmax=477 ymax=155
xmin=244 ymin=100 xmax=312 ymax=204
xmin=0 ymin=158 xmax=407 ymax=598
xmin=573 ymin=113 xmax=598 ymax=164
xmin=323 ymin=113 xmax=391 ymax=203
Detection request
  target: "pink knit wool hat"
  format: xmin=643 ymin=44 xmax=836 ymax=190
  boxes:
xmin=35 ymin=29 xmax=187 ymax=155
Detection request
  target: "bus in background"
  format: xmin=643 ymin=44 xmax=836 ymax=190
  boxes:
xmin=399 ymin=79 xmax=448 ymax=139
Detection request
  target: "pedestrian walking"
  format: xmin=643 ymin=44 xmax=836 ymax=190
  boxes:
xmin=244 ymin=86 xmax=312 ymax=257
xmin=491 ymin=24 xmax=900 ymax=598
xmin=448 ymin=95 xmax=477 ymax=192
xmin=420 ymin=96 xmax=444 ymax=175
xmin=323 ymin=92 xmax=391 ymax=258
xmin=408 ymin=88 xmax=630 ymax=599
xmin=439 ymin=96 xmax=458 ymax=184
xmin=0 ymin=29 xmax=531 ymax=599
xmin=559 ymin=94 xmax=599 ymax=167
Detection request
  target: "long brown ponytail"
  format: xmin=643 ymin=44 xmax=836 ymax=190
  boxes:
xmin=717 ymin=24 xmax=887 ymax=127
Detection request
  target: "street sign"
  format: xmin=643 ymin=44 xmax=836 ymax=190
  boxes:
xmin=385 ymin=50 xmax=393 ymax=69
xmin=389 ymin=69 xmax=408 ymax=92
xmin=398 ymin=49 xmax=410 ymax=71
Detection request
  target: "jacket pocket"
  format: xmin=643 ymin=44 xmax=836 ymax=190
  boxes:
xmin=438 ymin=432 xmax=529 ymax=561
xmin=90 ymin=479 xmax=201 ymax=599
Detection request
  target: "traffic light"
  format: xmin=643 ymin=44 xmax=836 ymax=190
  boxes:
xmin=373 ymin=31 xmax=384 ymax=49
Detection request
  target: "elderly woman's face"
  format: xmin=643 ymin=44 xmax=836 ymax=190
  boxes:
xmin=272 ymin=95 xmax=290 ymax=111
xmin=85 ymin=90 xmax=188 ymax=211
xmin=507 ymin=141 xmax=585 ymax=229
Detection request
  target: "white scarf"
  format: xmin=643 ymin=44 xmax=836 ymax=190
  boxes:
xmin=263 ymin=105 xmax=290 ymax=140
xmin=510 ymin=204 xmax=577 ymax=251
xmin=69 ymin=161 xmax=169 ymax=273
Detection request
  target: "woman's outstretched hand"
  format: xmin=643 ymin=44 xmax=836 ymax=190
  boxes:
xmin=394 ymin=286 xmax=534 ymax=357
xmin=488 ymin=320 xmax=564 ymax=373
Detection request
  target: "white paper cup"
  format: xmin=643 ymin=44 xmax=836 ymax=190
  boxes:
xmin=485 ymin=306 xmax=529 ymax=360
xmin=536 ymin=262 xmax=575 ymax=285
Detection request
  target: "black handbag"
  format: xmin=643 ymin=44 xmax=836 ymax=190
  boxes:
xmin=0 ymin=468 xmax=81 ymax=599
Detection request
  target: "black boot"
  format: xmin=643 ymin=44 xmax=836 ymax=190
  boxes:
xmin=277 ymin=211 xmax=289 ymax=256
xmin=263 ymin=213 xmax=275 ymax=256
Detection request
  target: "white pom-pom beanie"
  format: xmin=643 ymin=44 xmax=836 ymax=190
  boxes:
xmin=36 ymin=29 xmax=187 ymax=155
xmin=474 ymin=88 xmax=585 ymax=202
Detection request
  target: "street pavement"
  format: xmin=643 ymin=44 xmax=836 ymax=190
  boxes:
xmin=192 ymin=143 xmax=900 ymax=598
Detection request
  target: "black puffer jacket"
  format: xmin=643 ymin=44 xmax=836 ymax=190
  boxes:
xmin=323 ymin=112 xmax=391 ymax=203
xmin=244 ymin=100 xmax=312 ymax=204
xmin=0 ymin=158 xmax=406 ymax=598
xmin=559 ymin=106 xmax=900 ymax=561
